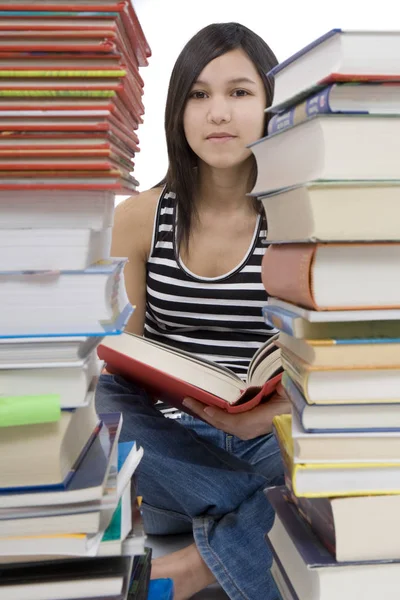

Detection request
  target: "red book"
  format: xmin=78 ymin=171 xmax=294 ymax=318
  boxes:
xmin=97 ymin=333 xmax=283 ymax=416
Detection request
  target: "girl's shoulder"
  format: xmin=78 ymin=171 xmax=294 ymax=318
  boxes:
xmin=111 ymin=186 xmax=164 ymax=260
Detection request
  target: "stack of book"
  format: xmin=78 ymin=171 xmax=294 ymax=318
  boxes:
xmin=248 ymin=29 xmax=400 ymax=599
xmin=0 ymin=2 xmax=152 ymax=599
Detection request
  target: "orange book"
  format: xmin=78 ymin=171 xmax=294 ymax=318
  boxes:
xmin=262 ymin=243 xmax=400 ymax=311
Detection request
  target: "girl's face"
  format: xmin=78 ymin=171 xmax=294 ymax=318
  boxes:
xmin=183 ymin=48 xmax=267 ymax=171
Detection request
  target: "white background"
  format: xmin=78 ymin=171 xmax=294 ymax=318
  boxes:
xmin=116 ymin=0 xmax=399 ymax=203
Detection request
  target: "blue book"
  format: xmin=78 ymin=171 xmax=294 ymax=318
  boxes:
xmin=117 ymin=441 xmax=136 ymax=472
xmin=147 ymin=579 xmax=174 ymax=600
xmin=0 ymin=412 xmax=122 ymax=506
xmin=262 ymin=304 xmax=400 ymax=340
xmin=282 ymin=372 xmax=400 ymax=433
xmin=268 ymin=83 xmax=370 ymax=134
xmin=267 ymin=82 xmax=400 ymax=134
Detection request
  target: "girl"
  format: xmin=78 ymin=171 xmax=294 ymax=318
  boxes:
xmin=96 ymin=22 xmax=290 ymax=600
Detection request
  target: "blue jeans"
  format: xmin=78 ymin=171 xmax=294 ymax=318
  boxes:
xmin=95 ymin=374 xmax=284 ymax=600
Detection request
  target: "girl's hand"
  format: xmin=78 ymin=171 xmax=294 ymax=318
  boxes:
xmin=182 ymin=382 xmax=291 ymax=440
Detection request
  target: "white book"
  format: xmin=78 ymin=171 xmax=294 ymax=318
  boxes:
xmin=0 ymin=355 xmax=98 ymax=409
xmin=2 ymin=227 xmax=112 ymax=271
xmin=1 ymin=577 xmax=123 ymax=600
xmin=0 ymin=259 xmax=132 ymax=336
xmin=258 ymin=182 xmax=400 ymax=242
xmin=249 ymin=115 xmax=400 ymax=195
xmin=267 ymin=486 xmax=400 ymax=600
xmin=267 ymin=30 xmax=400 ymax=112
xmin=0 ymin=335 xmax=103 ymax=366
xmin=0 ymin=399 xmax=99 ymax=489
xmin=0 ymin=506 xmax=101 ymax=537
xmin=267 ymin=297 xmax=400 ymax=322
xmin=292 ymin=410 xmax=400 ymax=463
xmin=0 ymin=190 xmax=115 ymax=229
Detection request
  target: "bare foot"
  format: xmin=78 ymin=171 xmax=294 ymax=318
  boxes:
xmin=151 ymin=542 xmax=216 ymax=600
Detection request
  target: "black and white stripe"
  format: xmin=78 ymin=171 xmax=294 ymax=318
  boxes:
xmin=144 ymin=188 xmax=276 ymax=380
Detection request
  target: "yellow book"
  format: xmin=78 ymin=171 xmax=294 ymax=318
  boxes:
xmin=272 ymin=413 xmax=400 ymax=498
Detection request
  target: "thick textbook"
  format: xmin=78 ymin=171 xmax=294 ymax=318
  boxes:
xmin=249 ymin=115 xmax=400 ymax=196
xmin=98 ymin=332 xmax=283 ymax=413
xmin=262 ymin=243 xmax=400 ymax=311
xmin=267 ymin=29 xmax=400 ymax=112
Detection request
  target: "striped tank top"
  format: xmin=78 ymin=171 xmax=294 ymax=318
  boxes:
xmin=144 ymin=187 xmax=276 ymax=379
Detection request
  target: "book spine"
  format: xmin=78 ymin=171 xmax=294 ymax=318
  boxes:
xmin=284 ymin=487 xmax=337 ymax=557
xmin=0 ymin=90 xmax=116 ymax=97
xmin=281 ymin=372 xmax=307 ymax=422
xmin=262 ymin=244 xmax=318 ymax=310
xmin=262 ymin=305 xmax=302 ymax=337
xmin=0 ymin=70 xmax=126 ymax=78
xmin=280 ymin=350 xmax=310 ymax=402
xmin=268 ymin=86 xmax=334 ymax=134
xmin=272 ymin=421 xmax=295 ymax=494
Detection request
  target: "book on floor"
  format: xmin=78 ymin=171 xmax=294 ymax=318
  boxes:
xmin=258 ymin=182 xmax=400 ymax=243
xmin=129 ymin=548 xmax=153 ymax=600
xmin=284 ymin=485 xmax=400 ymax=562
xmin=270 ymin=557 xmax=298 ymax=600
xmin=0 ymin=555 xmax=134 ymax=600
xmin=97 ymin=332 xmax=283 ymax=414
xmin=266 ymin=29 xmax=400 ymax=112
xmin=265 ymin=486 xmax=400 ymax=600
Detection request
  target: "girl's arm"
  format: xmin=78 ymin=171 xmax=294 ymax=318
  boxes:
xmin=110 ymin=187 xmax=161 ymax=335
xmin=101 ymin=187 xmax=161 ymax=375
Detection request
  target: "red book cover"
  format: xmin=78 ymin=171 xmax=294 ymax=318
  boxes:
xmin=97 ymin=342 xmax=282 ymax=416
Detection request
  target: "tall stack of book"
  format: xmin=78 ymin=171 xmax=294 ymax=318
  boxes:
xmin=248 ymin=29 xmax=400 ymax=599
xmin=0 ymin=2 xmax=152 ymax=599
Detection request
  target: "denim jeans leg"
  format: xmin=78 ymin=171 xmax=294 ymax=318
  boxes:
xmin=95 ymin=374 xmax=281 ymax=600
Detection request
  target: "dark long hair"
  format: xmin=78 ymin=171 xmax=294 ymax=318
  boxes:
xmin=156 ymin=22 xmax=278 ymax=250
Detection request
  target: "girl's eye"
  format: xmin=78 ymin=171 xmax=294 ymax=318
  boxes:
xmin=232 ymin=89 xmax=249 ymax=97
xmin=189 ymin=91 xmax=208 ymax=99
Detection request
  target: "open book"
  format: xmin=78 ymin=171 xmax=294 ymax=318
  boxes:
xmin=97 ymin=333 xmax=283 ymax=414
